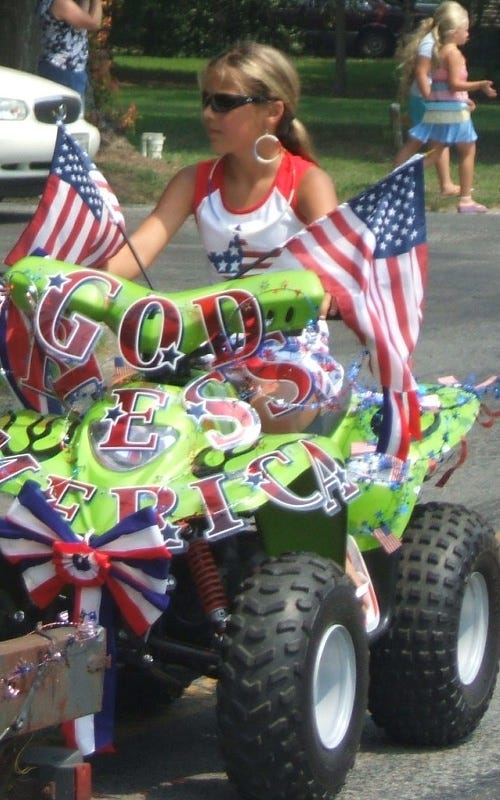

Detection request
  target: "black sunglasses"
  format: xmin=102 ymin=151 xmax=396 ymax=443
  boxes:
xmin=201 ymin=92 xmax=270 ymax=113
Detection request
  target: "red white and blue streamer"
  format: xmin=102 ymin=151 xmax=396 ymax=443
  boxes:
xmin=0 ymin=480 xmax=172 ymax=754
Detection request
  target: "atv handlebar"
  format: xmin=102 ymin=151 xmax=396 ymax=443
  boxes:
xmin=5 ymin=257 xmax=325 ymax=361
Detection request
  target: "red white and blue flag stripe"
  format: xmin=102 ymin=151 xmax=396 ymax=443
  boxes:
xmin=4 ymin=122 xmax=126 ymax=268
xmin=269 ymin=156 xmax=428 ymax=460
xmin=0 ymin=480 xmax=172 ymax=754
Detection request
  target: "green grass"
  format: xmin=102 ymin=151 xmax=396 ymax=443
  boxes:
xmin=106 ymin=55 xmax=499 ymax=208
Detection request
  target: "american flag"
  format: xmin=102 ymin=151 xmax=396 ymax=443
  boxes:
xmin=265 ymin=156 xmax=428 ymax=460
xmin=5 ymin=122 xmax=126 ymax=268
xmin=373 ymin=527 xmax=403 ymax=554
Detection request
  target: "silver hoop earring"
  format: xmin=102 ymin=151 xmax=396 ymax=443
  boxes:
xmin=253 ymin=133 xmax=282 ymax=164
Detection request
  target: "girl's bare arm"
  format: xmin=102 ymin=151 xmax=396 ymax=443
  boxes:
xmin=105 ymin=165 xmax=197 ymax=279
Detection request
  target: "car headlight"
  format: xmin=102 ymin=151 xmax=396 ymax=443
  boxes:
xmin=0 ymin=99 xmax=28 ymax=120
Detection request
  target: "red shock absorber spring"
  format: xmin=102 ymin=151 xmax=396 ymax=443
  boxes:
xmin=186 ymin=538 xmax=228 ymax=629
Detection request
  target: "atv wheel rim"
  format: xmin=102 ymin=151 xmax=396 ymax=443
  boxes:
xmin=312 ymin=624 xmax=356 ymax=749
xmin=457 ymin=571 xmax=489 ymax=685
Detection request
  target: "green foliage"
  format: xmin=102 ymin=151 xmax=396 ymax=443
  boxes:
xmin=107 ymin=0 xmax=499 ymax=68
xmin=109 ymin=0 xmax=300 ymax=57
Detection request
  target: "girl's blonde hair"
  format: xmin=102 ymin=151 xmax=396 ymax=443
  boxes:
xmin=396 ymin=1 xmax=469 ymax=100
xmin=199 ymin=40 xmax=316 ymax=161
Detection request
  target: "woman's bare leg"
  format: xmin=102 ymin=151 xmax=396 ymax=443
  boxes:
xmin=456 ymin=141 xmax=476 ymax=198
xmin=436 ymin=147 xmax=460 ymax=196
xmin=393 ymin=136 xmax=423 ymax=168
xmin=455 ymin=141 xmax=487 ymax=212
xmin=422 ymin=141 xmax=445 ymax=170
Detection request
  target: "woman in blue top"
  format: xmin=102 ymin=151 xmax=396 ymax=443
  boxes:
xmin=37 ymin=0 xmax=102 ymax=107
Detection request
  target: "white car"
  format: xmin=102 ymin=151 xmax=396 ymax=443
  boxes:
xmin=0 ymin=65 xmax=100 ymax=199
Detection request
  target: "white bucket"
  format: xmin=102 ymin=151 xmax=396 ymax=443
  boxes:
xmin=141 ymin=132 xmax=165 ymax=159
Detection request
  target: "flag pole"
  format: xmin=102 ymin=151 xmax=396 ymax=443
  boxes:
xmin=232 ymin=246 xmax=282 ymax=279
xmin=115 ymin=223 xmax=154 ymax=290
xmin=55 ymin=115 xmax=154 ymax=291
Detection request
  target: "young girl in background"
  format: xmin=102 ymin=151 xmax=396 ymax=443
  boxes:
xmin=394 ymin=2 xmax=496 ymax=213
xmin=396 ymin=1 xmax=460 ymax=198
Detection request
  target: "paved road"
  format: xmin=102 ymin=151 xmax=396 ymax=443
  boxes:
xmin=88 ymin=674 xmax=500 ymax=800
xmin=0 ymin=205 xmax=499 ymax=800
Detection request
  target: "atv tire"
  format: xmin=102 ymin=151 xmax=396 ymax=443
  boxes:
xmin=369 ymin=502 xmax=500 ymax=745
xmin=217 ymin=552 xmax=369 ymax=800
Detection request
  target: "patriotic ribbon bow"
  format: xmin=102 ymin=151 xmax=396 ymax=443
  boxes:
xmin=0 ymin=480 xmax=171 ymax=636
xmin=0 ymin=480 xmax=172 ymax=754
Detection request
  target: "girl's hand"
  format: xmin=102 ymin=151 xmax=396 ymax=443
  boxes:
xmin=482 ymin=81 xmax=497 ymax=98
xmin=319 ymin=291 xmax=339 ymax=320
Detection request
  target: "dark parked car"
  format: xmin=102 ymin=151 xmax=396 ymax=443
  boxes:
xmin=282 ymin=0 xmax=436 ymax=57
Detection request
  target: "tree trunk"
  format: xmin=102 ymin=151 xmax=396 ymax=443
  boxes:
xmin=0 ymin=0 xmax=39 ymax=71
xmin=333 ymin=0 xmax=347 ymax=97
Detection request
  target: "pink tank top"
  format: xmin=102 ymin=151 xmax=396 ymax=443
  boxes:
xmin=430 ymin=65 xmax=469 ymax=103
